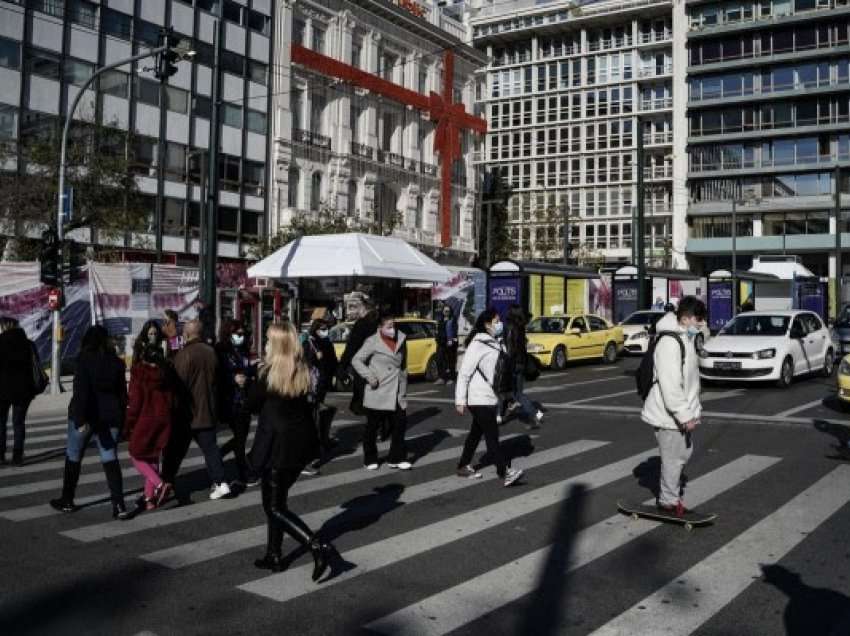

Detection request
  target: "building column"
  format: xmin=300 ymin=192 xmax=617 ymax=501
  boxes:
xmin=670 ymin=0 xmax=689 ymax=269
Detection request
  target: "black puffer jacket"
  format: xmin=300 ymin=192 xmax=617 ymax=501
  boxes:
xmin=504 ymin=321 xmax=528 ymax=367
xmin=0 ymin=328 xmax=39 ymax=403
xmin=69 ymin=351 xmax=128 ymax=432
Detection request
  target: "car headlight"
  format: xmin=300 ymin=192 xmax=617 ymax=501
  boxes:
xmin=629 ymin=331 xmax=649 ymax=341
xmin=527 ymin=343 xmax=544 ymax=353
xmin=755 ymin=348 xmax=776 ymax=359
xmin=840 ymin=359 xmax=850 ymax=376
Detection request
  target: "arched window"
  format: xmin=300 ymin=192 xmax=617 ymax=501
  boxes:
xmin=310 ymin=171 xmax=322 ymax=211
xmin=347 ymin=179 xmax=358 ymax=217
xmin=287 ymin=167 xmax=300 ymax=208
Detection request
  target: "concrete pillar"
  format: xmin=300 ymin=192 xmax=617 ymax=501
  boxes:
xmin=670 ymin=0 xmax=689 ymax=269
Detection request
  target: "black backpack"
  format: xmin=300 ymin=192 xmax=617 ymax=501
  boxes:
xmin=476 ymin=342 xmax=515 ymax=397
xmin=635 ymin=331 xmax=686 ymax=401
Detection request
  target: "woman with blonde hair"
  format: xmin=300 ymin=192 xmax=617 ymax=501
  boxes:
xmin=243 ymin=322 xmax=335 ymax=578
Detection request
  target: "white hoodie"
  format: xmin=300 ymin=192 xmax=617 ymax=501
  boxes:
xmin=455 ymin=333 xmax=502 ymax=407
xmin=640 ymin=312 xmax=702 ymax=430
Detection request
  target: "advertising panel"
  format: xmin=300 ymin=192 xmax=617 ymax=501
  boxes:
xmin=613 ymin=280 xmax=638 ymax=323
xmin=489 ymin=277 xmax=521 ymax=321
xmin=708 ymin=281 xmax=733 ymax=331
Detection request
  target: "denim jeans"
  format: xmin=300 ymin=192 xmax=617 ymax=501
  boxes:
xmin=499 ymin=370 xmax=536 ymax=421
xmin=65 ymin=418 xmax=120 ymax=463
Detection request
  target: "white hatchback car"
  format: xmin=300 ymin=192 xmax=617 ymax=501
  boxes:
xmin=620 ymin=310 xmax=666 ymax=354
xmin=699 ymin=310 xmax=834 ymax=388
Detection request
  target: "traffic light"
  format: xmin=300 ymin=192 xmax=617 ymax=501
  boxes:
xmin=39 ymin=229 xmax=60 ymax=286
xmin=154 ymin=27 xmax=180 ymax=80
xmin=62 ymin=239 xmax=87 ymax=283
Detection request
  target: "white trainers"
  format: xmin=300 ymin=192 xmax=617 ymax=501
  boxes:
xmin=496 ymin=415 xmax=503 ymax=425
xmin=503 ymin=468 xmax=524 ymax=487
xmin=209 ymin=482 xmax=231 ymax=500
xmin=388 ymin=461 xmax=412 ymax=470
xmin=535 ymin=410 xmax=545 ymax=423
xmin=365 ymin=463 xmax=379 ymax=471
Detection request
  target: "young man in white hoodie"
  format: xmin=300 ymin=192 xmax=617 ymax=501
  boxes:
xmin=641 ymin=296 xmax=707 ymax=516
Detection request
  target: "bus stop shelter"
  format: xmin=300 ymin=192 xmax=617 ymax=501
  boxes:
xmin=487 ymin=260 xmax=601 ymax=321
xmin=707 ymin=269 xmax=780 ymax=332
xmin=610 ymin=266 xmax=702 ymax=323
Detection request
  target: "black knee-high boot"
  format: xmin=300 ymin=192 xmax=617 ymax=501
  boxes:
xmin=268 ymin=468 xmax=333 ymax=581
xmin=49 ymin=459 xmax=81 ymax=513
xmin=102 ymin=460 xmax=129 ymax=520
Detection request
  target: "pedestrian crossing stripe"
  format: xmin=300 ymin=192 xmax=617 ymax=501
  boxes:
xmin=58 ymin=431 xmax=539 ymax=543
xmin=140 ymin=439 xmax=609 ymax=569
xmin=589 ymin=464 xmax=850 ymax=636
xmin=237 ymin=447 xmax=657 ymax=603
xmin=363 ymin=454 xmax=781 ymax=635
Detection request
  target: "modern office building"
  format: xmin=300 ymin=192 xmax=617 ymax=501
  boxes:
xmin=269 ymin=0 xmax=486 ymax=262
xmin=0 ymin=0 xmax=274 ymax=263
xmin=467 ymin=0 xmax=688 ymax=268
xmin=685 ymin=0 xmax=850 ymax=282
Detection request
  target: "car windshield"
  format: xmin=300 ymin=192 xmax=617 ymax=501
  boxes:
xmin=527 ymin=317 xmax=567 ymax=334
xmin=328 ymin=324 xmax=351 ymax=343
xmin=719 ymin=315 xmax=790 ymax=336
xmin=622 ymin=312 xmax=661 ymax=326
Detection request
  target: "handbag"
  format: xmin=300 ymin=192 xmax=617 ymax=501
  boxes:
xmin=523 ymin=355 xmax=541 ymax=383
xmin=30 ymin=344 xmax=49 ymax=395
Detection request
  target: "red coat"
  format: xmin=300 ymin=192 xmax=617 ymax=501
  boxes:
xmin=125 ymin=363 xmax=174 ymax=460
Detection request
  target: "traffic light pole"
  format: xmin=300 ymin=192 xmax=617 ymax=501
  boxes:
xmin=636 ymin=118 xmax=647 ymax=311
xmin=203 ymin=19 xmax=223 ymax=321
xmin=52 ymin=46 xmax=168 ymax=394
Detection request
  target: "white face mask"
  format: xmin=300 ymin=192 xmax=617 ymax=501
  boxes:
xmin=490 ymin=321 xmax=504 ymax=337
xmin=231 ymin=334 xmax=245 ymax=347
xmin=381 ymin=326 xmax=396 ymax=339
xmin=317 ymin=329 xmax=329 ymax=339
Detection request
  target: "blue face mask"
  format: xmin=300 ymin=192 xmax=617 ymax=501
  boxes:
xmin=491 ymin=322 xmax=504 ymax=337
xmin=686 ymin=325 xmax=701 ymax=338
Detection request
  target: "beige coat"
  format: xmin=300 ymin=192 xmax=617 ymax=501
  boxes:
xmin=351 ymin=332 xmax=408 ymax=412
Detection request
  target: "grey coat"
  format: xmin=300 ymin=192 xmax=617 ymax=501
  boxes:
xmin=351 ymin=332 xmax=408 ymax=412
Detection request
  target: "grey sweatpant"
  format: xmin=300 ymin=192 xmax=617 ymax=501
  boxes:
xmin=654 ymin=427 xmax=693 ymax=507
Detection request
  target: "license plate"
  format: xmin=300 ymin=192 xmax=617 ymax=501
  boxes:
xmin=714 ymin=361 xmax=741 ymax=370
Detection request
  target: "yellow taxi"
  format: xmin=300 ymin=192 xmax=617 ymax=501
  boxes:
xmin=837 ymin=353 xmax=850 ymax=402
xmin=526 ymin=314 xmax=625 ymax=370
xmin=329 ymin=317 xmax=440 ymax=381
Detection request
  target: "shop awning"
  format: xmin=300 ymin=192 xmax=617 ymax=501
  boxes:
xmin=247 ymin=233 xmax=452 ymax=283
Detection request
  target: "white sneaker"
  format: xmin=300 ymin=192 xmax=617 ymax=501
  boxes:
xmin=209 ymin=482 xmax=231 ymax=500
xmin=503 ymin=468 xmax=524 ymax=487
xmin=388 ymin=461 xmax=412 ymax=470
xmin=496 ymin=415 xmax=503 ymax=425
xmin=365 ymin=463 xmax=379 ymax=471
xmin=535 ymin=411 xmax=545 ymax=423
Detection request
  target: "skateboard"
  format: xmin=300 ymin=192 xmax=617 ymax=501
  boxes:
xmin=617 ymin=500 xmax=717 ymax=532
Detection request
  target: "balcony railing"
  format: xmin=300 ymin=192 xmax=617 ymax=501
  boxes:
xmin=689 ymin=2 xmax=845 ymax=32
xmin=422 ymin=163 xmax=438 ymax=176
xmin=638 ymin=66 xmax=673 ymax=78
xmin=639 ymin=97 xmax=673 ymax=111
xmin=639 ymin=31 xmax=672 ymax=44
xmin=689 ymin=77 xmax=848 ymax=103
xmin=690 ymin=152 xmax=850 ymax=173
xmin=644 ymin=166 xmax=673 ymax=179
xmin=351 ymin=141 xmax=373 ymax=159
xmin=295 ymin=129 xmax=331 ymax=149
xmin=644 ymin=131 xmax=673 ymax=145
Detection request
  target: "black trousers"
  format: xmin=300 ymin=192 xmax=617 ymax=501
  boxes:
xmin=459 ymin=406 xmax=507 ymax=478
xmin=363 ymin=408 xmax=406 ymax=466
xmin=162 ymin=424 xmax=226 ymax=486
xmin=439 ymin=344 xmax=458 ymax=381
xmin=0 ymin=400 xmax=30 ymax=457
xmin=220 ymin=412 xmax=251 ymax=481
xmin=260 ymin=466 xmax=315 ymax=556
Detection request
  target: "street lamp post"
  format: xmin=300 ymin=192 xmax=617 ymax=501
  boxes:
xmin=732 ymin=197 xmax=737 ymax=315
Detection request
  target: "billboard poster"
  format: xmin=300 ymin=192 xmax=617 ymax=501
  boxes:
xmin=433 ymin=268 xmax=486 ymax=336
xmin=709 ymin=281 xmax=733 ymax=331
xmin=795 ymin=280 xmax=825 ymax=319
xmin=613 ymin=280 xmax=638 ymax=323
xmin=488 ymin=277 xmax=521 ymax=321
xmin=589 ymin=273 xmax=612 ymax=322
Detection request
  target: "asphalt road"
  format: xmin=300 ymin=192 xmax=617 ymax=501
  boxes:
xmin=1 ymin=356 xmax=850 ymax=636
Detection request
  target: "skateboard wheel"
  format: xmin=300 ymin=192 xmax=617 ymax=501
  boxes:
xmin=684 ymin=523 xmax=693 ymax=532
xmin=631 ymin=513 xmax=639 ymax=521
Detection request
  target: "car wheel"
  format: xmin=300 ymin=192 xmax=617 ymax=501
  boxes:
xmin=822 ymin=349 xmax=835 ymax=377
xmin=424 ymin=355 xmax=439 ymax=382
xmin=603 ymin=342 xmax=618 ymax=364
xmin=776 ymin=356 xmax=794 ymax=389
xmin=551 ymin=346 xmax=567 ymax=370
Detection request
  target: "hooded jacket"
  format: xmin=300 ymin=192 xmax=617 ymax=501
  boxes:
xmin=455 ymin=333 xmax=503 ymax=407
xmin=640 ymin=312 xmax=702 ymax=430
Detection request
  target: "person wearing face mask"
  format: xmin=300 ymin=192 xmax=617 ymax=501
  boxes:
xmin=125 ymin=321 xmax=177 ymax=510
xmin=216 ymin=320 xmax=257 ymax=488
xmin=303 ymin=318 xmax=339 ymax=472
xmin=351 ymin=311 xmax=410 ymax=470
xmin=641 ymin=296 xmax=707 ymax=517
xmin=455 ymin=309 xmax=524 ymax=487
xmin=435 ymin=304 xmax=459 ymax=385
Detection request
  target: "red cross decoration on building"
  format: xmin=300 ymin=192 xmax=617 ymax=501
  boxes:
xmin=292 ymin=43 xmax=487 ymax=248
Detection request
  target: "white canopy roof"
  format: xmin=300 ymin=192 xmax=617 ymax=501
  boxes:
xmin=749 ymin=256 xmax=815 ymax=280
xmin=247 ymin=233 xmax=452 ymax=283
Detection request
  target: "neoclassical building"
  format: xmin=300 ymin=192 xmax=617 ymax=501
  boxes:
xmin=269 ymin=0 xmax=486 ymax=260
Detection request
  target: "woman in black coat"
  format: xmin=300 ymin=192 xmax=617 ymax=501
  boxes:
xmin=0 ymin=317 xmax=41 ymax=466
xmin=303 ymin=317 xmax=339 ymax=460
xmin=49 ymin=325 xmax=131 ymax=520
xmin=244 ymin=322 xmax=336 ymax=578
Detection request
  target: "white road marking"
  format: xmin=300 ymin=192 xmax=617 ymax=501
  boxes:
xmin=566 ymin=389 xmax=637 ymax=405
xmin=238 ymin=447 xmax=653 ymax=603
xmin=142 ymin=440 xmax=608 ymax=570
xmin=591 ymin=465 xmax=850 ymax=636
xmin=525 ymin=376 xmax=630 ymax=394
xmin=407 ymin=389 xmax=440 ymax=396
xmin=700 ymin=389 xmax=746 ymax=403
xmin=59 ymin=430 xmax=524 ymax=542
xmin=365 ymin=455 xmax=780 ymax=636
xmin=774 ymin=398 xmax=825 ymax=418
